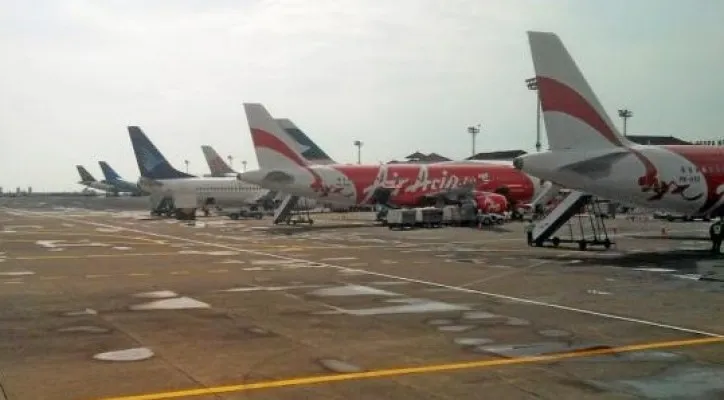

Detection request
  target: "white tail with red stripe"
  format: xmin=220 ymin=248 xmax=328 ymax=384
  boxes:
xmin=528 ymin=31 xmax=634 ymax=151
xmin=244 ymin=103 xmax=311 ymax=172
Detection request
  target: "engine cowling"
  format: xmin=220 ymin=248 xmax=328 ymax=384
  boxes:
xmin=472 ymin=191 xmax=509 ymax=214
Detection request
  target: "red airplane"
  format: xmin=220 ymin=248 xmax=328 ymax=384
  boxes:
xmin=238 ymin=103 xmax=543 ymax=211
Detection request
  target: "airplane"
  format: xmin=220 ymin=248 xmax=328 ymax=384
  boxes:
xmin=237 ymin=103 xmax=543 ymax=210
xmin=98 ymin=161 xmax=147 ymax=196
xmin=127 ymin=126 xmax=271 ymax=220
xmin=75 ymin=165 xmax=115 ymax=193
xmin=200 ymin=117 xmax=339 ymax=213
xmin=513 ymin=31 xmax=724 ymax=232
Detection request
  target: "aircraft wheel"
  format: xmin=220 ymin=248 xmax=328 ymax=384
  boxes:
xmin=309 ymin=219 xmax=314 ymax=225
xmin=578 ymin=240 xmax=587 ymax=251
xmin=229 ymin=214 xmax=239 ymax=220
xmin=552 ymin=237 xmax=561 ymax=247
xmin=603 ymin=238 xmax=612 ymax=249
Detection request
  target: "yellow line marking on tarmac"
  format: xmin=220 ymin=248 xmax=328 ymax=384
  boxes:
xmin=128 ymin=273 xmax=150 ymax=277
xmin=95 ymin=336 xmax=723 ymax=400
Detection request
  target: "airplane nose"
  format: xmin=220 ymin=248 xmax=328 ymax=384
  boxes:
xmin=513 ymin=157 xmax=524 ymax=170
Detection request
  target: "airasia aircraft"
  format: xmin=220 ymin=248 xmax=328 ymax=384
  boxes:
xmin=238 ymin=103 xmax=542 ymax=210
xmin=514 ymin=31 xmax=724 ymax=225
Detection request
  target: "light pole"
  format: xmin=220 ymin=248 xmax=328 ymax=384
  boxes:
xmin=241 ymin=160 xmax=247 ymax=172
xmin=353 ymin=140 xmax=363 ymax=164
xmin=467 ymin=124 xmax=480 ymax=158
xmin=184 ymin=159 xmax=189 ymax=173
xmin=526 ymin=77 xmax=542 ymax=152
xmin=618 ymin=109 xmax=633 ymax=137
xmin=227 ymin=155 xmax=233 ymax=169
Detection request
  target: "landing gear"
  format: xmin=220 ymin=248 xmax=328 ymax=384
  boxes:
xmin=709 ymin=220 xmax=723 ymax=255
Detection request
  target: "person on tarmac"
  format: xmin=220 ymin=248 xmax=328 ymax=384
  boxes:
xmin=525 ymin=220 xmax=535 ymax=245
xmin=709 ymin=218 xmax=723 ymax=254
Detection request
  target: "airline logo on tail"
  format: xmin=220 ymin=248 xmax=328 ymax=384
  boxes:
xmin=245 ymin=103 xmax=345 ymax=197
xmin=528 ymin=31 xmax=701 ymax=203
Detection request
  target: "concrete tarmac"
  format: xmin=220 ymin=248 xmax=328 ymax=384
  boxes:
xmin=0 ymin=196 xmax=723 ymax=400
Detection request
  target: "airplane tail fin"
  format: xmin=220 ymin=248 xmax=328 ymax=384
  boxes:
xmin=76 ymin=165 xmax=96 ymax=182
xmin=244 ymin=103 xmax=310 ymax=171
xmin=201 ymin=145 xmax=236 ymax=176
xmin=275 ymin=118 xmax=336 ymax=165
xmin=98 ymin=161 xmax=121 ymax=181
xmin=127 ymin=126 xmax=195 ymax=179
xmin=527 ymin=31 xmax=633 ymax=151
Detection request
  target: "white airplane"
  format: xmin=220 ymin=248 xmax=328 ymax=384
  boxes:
xmin=128 ymin=126 xmax=271 ymax=219
xmin=513 ymin=31 xmax=724 ymax=232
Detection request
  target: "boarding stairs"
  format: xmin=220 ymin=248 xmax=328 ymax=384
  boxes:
xmin=529 ymin=190 xmax=613 ymax=250
xmin=273 ymin=194 xmax=314 ymax=225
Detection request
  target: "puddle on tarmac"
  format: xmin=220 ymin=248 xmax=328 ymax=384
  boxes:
xmin=318 ymin=298 xmax=471 ymax=316
xmin=206 ymin=251 xmax=239 ymax=256
xmin=96 ymin=228 xmax=123 ymax=233
xmin=634 ymin=267 xmax=677 ymax=273
xmin=309 ymin=285 xmax=399 ymax=297
xmin=589 ymin=364 xmax=724 ymax=399
xmin=250 ymin=259 xmax=298 ymax=265
xmin=368 ymin=281 xmax=408 ymax=286
xmin=130 ymin=297 xmax=210 ymax=310
xmin=223 ymin=285 xmax=323 ymax=293
xmin=427 ymin=319 xmax=456 ymax=326
xmin=538 ymin=329 xmax=573 ymax=338
xmin=475 ymin=342 xmax=611 ymax=358
xmin=461 ymin=311 xmax=500 ymax=320
xmin=219 ymin=259 xmax=246 ymax=264
xmin=58 ymin=326 xmax=110 ymax=333
xmin=64 ymin=308 xmax=97 ymax=316
xmin=455 ymin=338 xmax=494 ymax=346
xmin=246 ymin=326 xmax=274 ymax=336
xmin=438 ymin=325 xmax=476 ymax=332
xmin=94 ymin=347 xmax=154 ymax=362
xmin=178 ymin=250 xmax=203 ymax=254
xmin=0 ymin=271 xmax=35 ymax=276
xmin=505 ymin=317 xmax=531 ymax=326
xmin=133 ymin=290 xmax=178 ymax=299
xmin=317 ymin=358 xmax=364 ymax=373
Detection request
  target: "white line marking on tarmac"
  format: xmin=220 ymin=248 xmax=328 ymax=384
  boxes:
xmin=23 ymin=210 xmax=724 ymax=339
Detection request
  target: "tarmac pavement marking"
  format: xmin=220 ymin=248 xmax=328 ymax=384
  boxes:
xmin=95 ymin=336 xmax=724 ymax=400
xmin=12 ymin=209 xmax=724 ymax=339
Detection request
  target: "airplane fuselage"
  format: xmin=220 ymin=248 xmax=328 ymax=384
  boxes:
xmin=517 ymin=144 xmax=724 ymax=216
xmin=138 ymin=177 xmax=270 ymax=208
xmin=103 ymin=178 xmax=145 ymax=195
xmin=242 ymin=163 xmax=540 ymax=207
xmin=79 ymin=181 xmax=115 ymax=192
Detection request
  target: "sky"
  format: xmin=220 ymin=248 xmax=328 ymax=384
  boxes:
xmin=1 ymin=0 xmax=723 ymax=192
